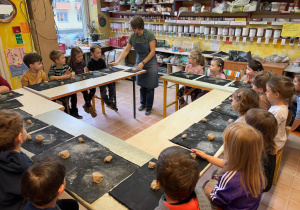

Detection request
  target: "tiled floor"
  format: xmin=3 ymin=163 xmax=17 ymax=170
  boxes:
xmin=74 ymin=79 xmax=300 ymax=210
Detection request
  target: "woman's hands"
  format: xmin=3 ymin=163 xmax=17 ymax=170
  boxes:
xmin=136 ymin=62 xmax=144 ymax=71
xmin=109 ymin=61 xmax=119 ymax=66
xmin=191 ymin=149 xmax=208 ymax=159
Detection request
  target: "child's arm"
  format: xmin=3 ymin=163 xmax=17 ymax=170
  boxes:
xmin=99 ymin=58 xmax=107 ymax=69
xmin=21 ymin=74 xmax=29 ymax=87
xmin=67 ymin=65 xmax=75 ymax=76
xmin=0 ymin=76 xmax=12 ymax=92
xmin=49 ymin=74 xmax=71 ymax=80
xmin=41 ymin=71 xmax=48 ymax=82
xmin=191 ymin=149 xmax=225 ymax=167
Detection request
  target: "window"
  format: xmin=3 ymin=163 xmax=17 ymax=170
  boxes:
xmin=75 ymin=0 xmax=81 ymax=2
xmin=77 ymin=12 xmax=82 ymax=22
xmin=57 ymin=12 xmax=69 ymax=22
xmin=57 ymin=0 xmax=70 ymax=2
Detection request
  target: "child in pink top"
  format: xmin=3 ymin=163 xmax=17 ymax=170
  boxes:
xmin=209 ymin=58 xmax=226 ymax=79
xmin=177 ymin=50 xmax=205 ymax=109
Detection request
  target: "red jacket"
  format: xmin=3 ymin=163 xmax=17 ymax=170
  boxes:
xmin=0 ymin=76 xmax=12 ymax=90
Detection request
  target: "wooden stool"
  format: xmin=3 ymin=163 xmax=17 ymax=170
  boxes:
xmin=92 ymin=95 xmax=106 ymax=114
xmin=291 ymin=130 xmax=300 ymax=137
xmin=273 ymin=126 xmax=291 ymax=185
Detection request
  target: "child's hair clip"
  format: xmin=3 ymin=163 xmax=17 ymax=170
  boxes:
xmin=237 ymin=91 xmax=243 ymax=97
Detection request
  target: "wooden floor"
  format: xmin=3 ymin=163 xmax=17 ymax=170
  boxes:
xmin=71 ymin=79 xmax=300 ymax=210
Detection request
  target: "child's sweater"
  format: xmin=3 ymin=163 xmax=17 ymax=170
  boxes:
xmin=87 ymin=58 xmax=106 ymax=71
xmin=185 ymin=64 xmax=204 ymax=75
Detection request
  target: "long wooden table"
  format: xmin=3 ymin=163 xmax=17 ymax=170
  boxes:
xmin=127 ymin=89 xmax=232 ymax=176
xmin=159 ymin=74 xmax=236 ymax=118
xmin=24 ymin=65 xmax=146 ymax=118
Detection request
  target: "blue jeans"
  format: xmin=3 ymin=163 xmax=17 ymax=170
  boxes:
xmin=290 ymin=104 xmax=300 ymax=132
xmin=140 ymin=87 xmax=154 ymax=110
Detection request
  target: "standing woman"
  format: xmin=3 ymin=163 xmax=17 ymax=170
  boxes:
xmin=110 ymin=16 xmax=158 ymax=115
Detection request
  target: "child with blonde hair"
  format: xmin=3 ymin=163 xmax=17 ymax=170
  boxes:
xmin=231 ymin=87 xmax=259 ymax=122
xmin=192 ymin=123 xmax=265 ymax=209
xmin=251 ymin=71 xmax=276 ymax=110
xmin=245 ymin=108 xmax=278 ymax=192
xmin=266 ymin=76 xmax=294 ymax=151
xmin=291 ymin=74 xmax=300 ymax=132
xmin=177 ymin=50 xmax=205 ymax=108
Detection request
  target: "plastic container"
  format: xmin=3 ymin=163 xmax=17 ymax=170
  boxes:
xmin=229 ymin=27 xmax=235 ymax=36
xmin=242 ymin=27 xmax=249 ymax=36
xmin=155 ymin=25 xmax=159 ymax=31
xmin=184 ymin=25 xmax=189 ymax=33
xmin=178 ymin=25 xmax=183 ymax=33
xmin=173 ymin=25 xmax=178 ymax=33
xmin=265 ymin=28 xmax=272 ymax=38
xmin=273 ymin=29 xmax=281 ymax=38
xmin=164 ymin=24 xmax=168 ymax=31
xmin=271 ymin=2 xmax=280 ymax=11
xmin=204 ymin=26 xmax=210 ymax=35
xmin=279 ymin=2 xmax=287 ymax=11
xmin=159 ymin=24 xmax=163 ymax=32
xmin=200 ymin=26 xmax=205 ymax=34
xmin=235 ymin=27 xmax=242 ymax=37
xmin=257 ymin=28 xmax=264 ymax=37
xmin=217 ymin=27 xmax=223 ymax=36
xmin=189 ymin=25 xmax=194 ymax=33
xmin=151 ymin=24 xmax=156 ymax=31
xmin=223 ymin=27 xmax=229 ymax=36
xmin=168 ymin=25 xmax=173 ymax=32
xmin=249 ymin=28 xmax=257 ymax=38
xmin=210 ymin=27 xmax=216 ymax=35
xmin=289 ymin=3 xmax=295 ymax=11
xmin=195 ymin=26 xmax=200 ymax=34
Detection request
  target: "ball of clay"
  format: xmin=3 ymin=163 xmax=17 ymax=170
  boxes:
xmin=71 ymin=76 xmax=75 ymax=80
xmin=78 ymin=137 xmax=85 ymax=143
xmin=26 ymin=119 xmax=32 ymax=124
xmin=92 ymin=172 xmax=104 ymax=183
xmin=181 ymin=134 xmax=187 ymax=139
xmin=216 ymin=80 xmax=219 ymax=84
xmin=216 ymin=75 xmax=220 ymax=79
xmin=35 ymin=135 xmax=44 ymax=143
xmin=109 ymin=66 xmax=113 ymax=70
xmin=82 ymin=76 xmax=86 ymax=80
xmin=148 ymin=161 xmax=156 ymax=169
xmin=60 ymin=81 xmax=64 ymax=85
xmin=104 ymin=155 xmax=113 ymax=163
xmin=44 ymin=81 xmax=48 ymax=85
xmin=8 ymin=93 xmax=13 ymax=96
xmin=207 ymin=133 xmax=215 ymax=141
xmin=186 ymin=71 xmax=191 ymax=75
xmin=89 ymin=71 xmax=93 ymax=75
xmin=190 ymin=153 xmax=196 ymax=159
xmin=27 ymin=134 xmax=32 ymax=141
xmin=59 ymin=150 xmax=70 ymax=159
xmin=228 ymin=119 xmax=235 ymax=125
xmin=243 ymin=81 xmax=248 ymax=85
xmin=216 ymin=106 xmax=221 ymax=110
xmin=186 ymin=75 xmax=190 ymax=79
xmin=150 ymin=180 xmax=160 ymax=191
xmin=229 ymin=97 xmax=232 ymax=101
xmin=231 ymin=83 xmax=235 ymax=87
xmin=101 ymin=72 xmax=105 ymax=76
xmin=201 ymin=118 xmax=208 ymax=123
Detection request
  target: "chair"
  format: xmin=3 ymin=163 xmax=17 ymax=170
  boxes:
xmin=272 ymin=126 xmax=291 ymax=185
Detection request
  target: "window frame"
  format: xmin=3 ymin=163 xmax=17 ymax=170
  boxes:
xmin=56 ymin=11 xmax=69 ymax=22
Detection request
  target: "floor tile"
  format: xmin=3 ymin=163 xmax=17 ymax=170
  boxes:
xmin=287 ymin=200 xmax=300 ymax=210
xmin=290 ymin=188 xmax=300 ymax=203
xmin=268 ymin=182 xmax=291 ymax=198
xmin=261 ymin=192 xmax=288 ymax=210
xmin=280 ymin=162 xmax=298 ymax=176
xmin=277 ymin=171 xmax=295 ymax=186
xmin=110 ymin=129 xmax=129 ymax=139
xmin=258 ymin=203 xmax=276 ymax=210
xmin=120 ymin=132 xmax=135 ymax=141
xmin=293 ymin=176 xmax=300 ymax=191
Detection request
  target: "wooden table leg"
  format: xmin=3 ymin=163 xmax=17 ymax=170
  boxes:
xmin=163 ymin=81 xmax=167 ymax=118
xmin=175 ymin=84 xmax=179 ymax=112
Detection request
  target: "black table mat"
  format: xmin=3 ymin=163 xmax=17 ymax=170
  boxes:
xmin=211 ymin=102 xmax=239 ymax=119
xmin=13 ymin=109 xmax=32 ymax=119
xmin=27 ymin=80 xmax=63 ymax=91
xmin=0 ymin=91 xmax=23 ymax=102
xmin=170 ymin=71 xmax=201 ymax=80
xmin=99 ymin=67 xmax=122 ymax=74
xmin=222 ymin=95 xmax=233 ymax=104
xmin=170 ymin=111 xmax=234 ymax=156
xmin=124 ymin=68 xmax=143 ymax=74
xmin=24 ymin=117 xmax=49 ymax=133
xmin=109 ymin=158 xmax=163 ymax=210
xmin=0 ymin=99 xmax=23 ymax=110
xmin=196 ymin=76 xmax=232 ymax=86
xmin=65 ymin=150 xmax=139 ymax=203
xmin=230 ymin=80 xmax=252 ymax=89
xmin=22 ymin=125 xmax=74 ymax=155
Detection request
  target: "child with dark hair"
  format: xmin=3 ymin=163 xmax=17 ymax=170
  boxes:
xmin=209 ymin=58 xmax=225 ymax=79
xmin=21 ymin=158 xmax=78 ymax=210
xmin=0 ymin=110 xmax=33 ymax=210
xmin=88 ymin=45 xmax=117 ymax=110
xmin=291 ymin=74 xmax=300 ymax=132
xmin=155 ymin=146 xmax=211 ymax=210
xmin=21 ymin=53 xmax=48 ymax=87
xmin=241 ymin=60 xmax=264 ymax=83
xmin=251 ymin=71 xmax=277 ymax=110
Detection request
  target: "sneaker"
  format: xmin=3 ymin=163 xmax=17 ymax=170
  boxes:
xmin=72 ymin=113 xmax=83 ymax=119
xmin=83 ymin=104 xmax=91 ymax=113
xmin=89 ymin=108 xmax=97 ymax=118
xmin=138 ymin=105 xmax=145 ymax=111
xmin=145 ymin=108 xmax=151 ymax=115
xmin=70 ymin=108 xmax=83 ymax=119
xmin=106 ymin=102 xmax=118 ymax=111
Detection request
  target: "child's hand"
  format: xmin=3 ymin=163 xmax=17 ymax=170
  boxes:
xmin=109 ymin=61 xmax=119 ymax=66
xmin=191 ymin=149 xmax=207 ymax=159
xmin=64 ymin=74 xmax=72 ymax=79
xmin=84 ymin=67 xmax=88 ymax=73
xmin=66 ymin=70 xmax=71 ymax=75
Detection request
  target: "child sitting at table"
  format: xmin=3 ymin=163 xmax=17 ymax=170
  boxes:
xmin=231 ymin=87 xmax=259 ymax=122
xmin=291 ymin=74 xmax=300 ymax=132
xmin=21 ymin=53 xmax=48 ymax=87
xmin=21 ymin=158 xmax=79 ymax=210
xmin=192 ymin=123 xmax=265 ymax=210
xmin=209 ymin=58 xmax=226 ymax=79
xmin=241 ymin=60 xmax=264 ymax=83
xmin=0 ymin=110 xmax=33 ymax=210
xmin=49 ymin=50 xmax=80 ymax=118
xmin=87 ymin=45 xmax=117 ymax=110
xmin=155 ymin=146 xmax=211 ymax=210
xmin=177 ymin=50 xmax=205 ymax=109
xmin=251 ymin=71 xmax=277 ymax=110
xmin=267 ymin=76 xmax=294 ymax=152
xmin=68 ymin=46 xmax=96 ymax=118
xmin=0 ymin=75 xmax=11 ymax=93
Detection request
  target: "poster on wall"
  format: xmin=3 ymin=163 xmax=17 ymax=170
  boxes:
xmin=5 ymin=47 xmax=27 ymax=77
